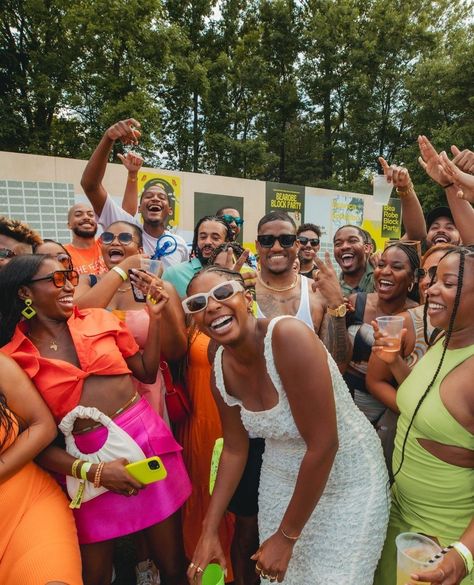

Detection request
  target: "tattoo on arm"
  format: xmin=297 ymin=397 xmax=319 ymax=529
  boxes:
xmin=319 ymin=314 xmax=350 ymax=370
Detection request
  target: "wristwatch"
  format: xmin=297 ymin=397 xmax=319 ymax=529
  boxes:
xmin=327 ymin=303 xmax=347 ymax=318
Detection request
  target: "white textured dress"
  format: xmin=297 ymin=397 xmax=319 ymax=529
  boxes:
xmin=214 ymin=317 xmax=390 ymax=584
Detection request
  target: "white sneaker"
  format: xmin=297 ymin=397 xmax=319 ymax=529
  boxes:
xmin=135 ymin=560 xmax=160 ymax=585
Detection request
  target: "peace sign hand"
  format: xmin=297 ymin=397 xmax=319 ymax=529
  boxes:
xmin=312 ymin=252 xmax=344 ymax=309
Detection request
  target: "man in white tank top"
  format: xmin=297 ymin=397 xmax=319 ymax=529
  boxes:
xmin=255 ymin=211 xmax=350 ymax=369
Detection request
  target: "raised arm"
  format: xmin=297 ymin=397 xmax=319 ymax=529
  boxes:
xmin=313 ymin=252 xmax=351 ymax=372
xmin=418 ymin=136 xmax=474 ymax=245
xmin=379 ymin=156 xmax=427 ymax=241
xmin=80 ymin=119 xmax=141 ymax=216
xmin=251 ymin=318 xmax=338 ymax=582
xmin=0 ymin=354 xmax=57 ymax=483
xmin=118 ymin=151 xmax=143 ymax=216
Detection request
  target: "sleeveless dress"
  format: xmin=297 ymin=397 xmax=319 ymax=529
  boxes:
xmin=0 ymin=413 xmax=82 ymax=584
xmin=214 ymin=316 xmax=390 ymax=584
xmin=374 ymin=339 xmax=474 ymax=585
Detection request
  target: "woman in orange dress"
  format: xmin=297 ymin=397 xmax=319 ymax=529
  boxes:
xmin=176 ymin=328 xmax=235 ymax=582
xmin=0 ymin=353 xmax=82 ymax=585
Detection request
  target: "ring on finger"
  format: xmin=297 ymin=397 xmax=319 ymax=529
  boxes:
xmin=189 ymin=562 xmax=196 ymax=569
xmin=269 ymin=576 xmax=277 ymax=583
xmin=196 ymin=566 xmax=203 ymax=573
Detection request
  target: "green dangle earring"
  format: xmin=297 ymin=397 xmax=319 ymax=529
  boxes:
xmin=21 ymin=298 xmax=36 ymax=319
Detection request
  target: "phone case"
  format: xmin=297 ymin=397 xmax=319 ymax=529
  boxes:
xmin=128 ymin=269 xmax=146 ymax=303
xmin=125 ymin=456 xmax=167 ymax=484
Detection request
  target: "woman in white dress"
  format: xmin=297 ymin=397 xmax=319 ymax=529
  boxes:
xmin=185 ymin=266 xmax=389 ymax=584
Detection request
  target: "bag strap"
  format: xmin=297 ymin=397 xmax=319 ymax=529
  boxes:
xmin=59 ymin=405 xmax=114 ymax=436
xmin=160 ymin=360 xmax=175 ymax=395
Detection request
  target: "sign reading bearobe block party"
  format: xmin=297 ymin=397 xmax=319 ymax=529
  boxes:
xmin=381 ymin=198 xmax=402 ymax=239
xmin=265 ymin=182 xmax=305 ymax=228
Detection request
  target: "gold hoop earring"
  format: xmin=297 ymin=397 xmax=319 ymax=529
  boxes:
xmin=21 ymin=298 xmax=37 ymax=319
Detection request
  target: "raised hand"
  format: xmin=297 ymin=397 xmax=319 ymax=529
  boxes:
xmin=117 ymin=150 xmax=144 ymax=173
xmin=106 ymin=119 xmax=141 ymax=145
xmin=439 ymin=151 xmax=474 ymax=203
xmin=417 ymin=135 xmax=451 ymax=187
xmin=451 ymin=145 xmax=474 ymax=174
xmin=379 ymin=157 xmax=412 ymax=190
xmin=312 ymin=251 xmax=344 ymax=309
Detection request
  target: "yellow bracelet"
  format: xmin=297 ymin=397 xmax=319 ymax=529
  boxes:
xmin=71 ymin=458 xmax=82 ymax=479
xmin=80 ymin=461 xmax=93 ymax=481
xmin=112 ymin=266 xmax=128 ymax=281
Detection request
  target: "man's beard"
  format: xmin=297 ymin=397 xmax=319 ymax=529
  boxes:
xmin=73 ymin=226 xmax=97 ymax=238
xmin=196 ymin=247 xmax=213 ymax=265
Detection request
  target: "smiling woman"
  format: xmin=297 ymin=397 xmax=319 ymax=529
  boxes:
xmin=0 ymin=254 xmax=191 ymax=585
xmin=344 ymin=242 xmax=420 ymax=424
xmin=184 ymin=265 xmax=389 ymax=585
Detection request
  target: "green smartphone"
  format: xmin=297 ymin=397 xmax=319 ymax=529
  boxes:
xmin=126 ymin=456 xmax=167 ymax=484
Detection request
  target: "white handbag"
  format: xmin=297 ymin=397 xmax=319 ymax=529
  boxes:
xmin=59 ymin=405 xmax=146 ymax=507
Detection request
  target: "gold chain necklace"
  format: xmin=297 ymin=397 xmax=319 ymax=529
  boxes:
xmin=257 ymin=272 xmax=299 ymax=292
xmin=27 ymin=331 xmax=61 ymax=351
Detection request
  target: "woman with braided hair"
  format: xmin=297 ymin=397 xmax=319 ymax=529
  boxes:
xmin=345 ymin=241 xmax=421 ymax=424
xmin=373 ymin=246 xmax=474 ymax=585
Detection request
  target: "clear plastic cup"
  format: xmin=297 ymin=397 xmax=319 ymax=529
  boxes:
xmin=376 ymin=315 xmax=405 ymax=353
xmin=140 ymin=258 xmax=164 ymax=277
xmin=373 ymin=174 xmax=393 ymax=205
xmin=202 ymin=563 xmax=225 ymax=585
xmin=396 ymin=532 xmax=441 ymax=585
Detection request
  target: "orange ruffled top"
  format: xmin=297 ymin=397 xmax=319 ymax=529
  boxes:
xmin=1 ymin=307 xmax=139 ymax=423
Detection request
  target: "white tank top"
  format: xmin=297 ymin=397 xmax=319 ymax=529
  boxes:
xmin=256 ymin=275 xmax=314 ymax=330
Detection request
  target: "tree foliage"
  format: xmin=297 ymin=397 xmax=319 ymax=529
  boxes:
xmin=1 ymin=0 xmax=472 ymax=209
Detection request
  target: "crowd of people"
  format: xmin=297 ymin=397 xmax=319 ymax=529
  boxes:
xmin=0 ymin=119 xmax=472 ymax=585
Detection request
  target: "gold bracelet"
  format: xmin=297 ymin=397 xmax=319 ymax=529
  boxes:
xmin=93 ymin=462 xmax=105 ymax=488
xmin=71 ymin=458 xmax=82 ymax=479
xmin=128 ymin=175 xmax=138 ymax=183
xmin=279 ymin=527 xmax=300 ymax=541
xmin=396 ymin=182 xmax=414 ymax=197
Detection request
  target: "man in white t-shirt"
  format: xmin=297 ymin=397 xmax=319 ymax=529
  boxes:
xmin=80 ymin=118 xmax=188 ymax=267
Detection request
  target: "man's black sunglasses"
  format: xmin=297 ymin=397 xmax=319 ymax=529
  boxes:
xmin=297 ymin=236 xmax=320 ymax=247
xmin=257 ymin=234 xmax=297 ymax=248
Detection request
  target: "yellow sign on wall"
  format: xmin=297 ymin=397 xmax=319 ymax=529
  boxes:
xmin=137 ymin=171 xmax=181 ymax=230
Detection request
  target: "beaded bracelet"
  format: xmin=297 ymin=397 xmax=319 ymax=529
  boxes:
xmin=279 ymin=527 xmax=300 ymax=542
xmin=71 ymin=458 xmax=82 ymax=479
xmin=112 ymin=266 xmax=128 ymax=281
xmin=93 ymin=462 xmax=105 ymax=488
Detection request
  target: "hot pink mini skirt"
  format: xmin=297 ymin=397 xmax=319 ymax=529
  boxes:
xmin=72 ymin=398 xmax=191 ymax=544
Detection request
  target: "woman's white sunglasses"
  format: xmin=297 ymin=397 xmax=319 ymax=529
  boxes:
xmin=182 ymin=280 xmax=244 ymax=314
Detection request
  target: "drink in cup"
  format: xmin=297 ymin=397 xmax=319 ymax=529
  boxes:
xmin=202 ymin=563 xmax=225 ymax=585
xmin=140 ymin=258 xmax=164 ymax=277
xmin=373 ymin=174 xmax=393 ymax=205
xmin=396 ymin=532 xmax=441 ymax=585
xmin=376 ymin=315 xmax=405 ymax=352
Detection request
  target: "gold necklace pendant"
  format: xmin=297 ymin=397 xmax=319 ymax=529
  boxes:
xmin=50 ymin=341 xmax=58 ymax=351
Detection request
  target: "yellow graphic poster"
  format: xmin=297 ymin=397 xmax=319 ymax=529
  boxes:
xmin=137 ymin=171 xmax=181 ymax=230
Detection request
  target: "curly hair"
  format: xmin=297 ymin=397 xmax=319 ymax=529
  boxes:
xmin=190 ymin=216 xmax=232 ymax=259
xmin=0 ymin=216 xmax=42 ymax=247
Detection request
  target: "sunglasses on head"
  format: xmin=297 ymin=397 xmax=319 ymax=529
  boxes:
xmin=297 ymin=236 xmax=320 ymax=247
xmin=257 ymin=234 xmax=297 ymax=248
xmin=56 ymin=253 xmax=73 ymax=269
xmin=182 ymin=280 xmax=244 ymax=314
xmin=221 ymin=214 xmax=244 ymax=226
xmin=416 ymin=266 xmax=437 ymax=281
xmin=29 ymin=269 xmax=79 ymax=288
xmin=0 ymin=248 xmax=15 ymax=259
xmin=100 ymin=232 xmax=135 ymax=245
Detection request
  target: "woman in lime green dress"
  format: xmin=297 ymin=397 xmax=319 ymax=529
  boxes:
xmin=373 ymin=247 xmax=474 ymax=585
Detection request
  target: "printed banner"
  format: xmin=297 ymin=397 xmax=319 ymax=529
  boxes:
xmin=331 ymin=195 xmax=364 ymax=233
xmin=265 ymin=182 xmax=305 ymax=228
xmin=381 ymin=198 xmax=402 ymax=239
xmin=137 ymin=171 xmax=181 ymax=230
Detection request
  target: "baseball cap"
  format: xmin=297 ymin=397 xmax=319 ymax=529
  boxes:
xmin=425 ymin=206 xmax=454 ymax=229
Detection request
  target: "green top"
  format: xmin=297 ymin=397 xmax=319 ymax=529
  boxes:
xmin=339 ymin=261 xmax=375 ymax=296
xmin=393 ymin=339 xmax=474 ymax=542
xmin=162 ymin=257 xmax=203 ymax=298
